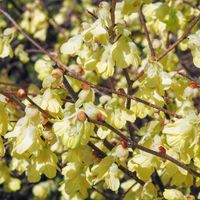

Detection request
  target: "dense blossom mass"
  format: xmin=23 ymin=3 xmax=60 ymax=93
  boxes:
xmin=0 ymin=0 xmax=200 ymax=199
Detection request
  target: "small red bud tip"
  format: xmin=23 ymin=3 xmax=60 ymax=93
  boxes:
xmin=81 ymin=83 xmax=90 ymax=90
xmin=189 ymin=82 xmax=198 ymax=89
xmin=158 ymin=146 xmax=166 ymax=154
xmin=120 ymin=140 xmax=128 ymax=148
xmin=111 ymin=141 xmax=117 ymax=146
xmin=16 ymin=88 xmax=26 ymax=98
xmin=77 ymin=111 xmax=87 ymax=122
xmin=77 ymin=67 xmax=84 ymax=75
xmin=97 ymin=113 xmax=104 ymax=122
xmin=117 ymin=88 xmax=126 ymax=95
xmin=5 ymin=98 xmax=12 ymax=103
xmin=41 ymin=112 xmax=49 ymax=120
xmin=51 ymin=69 xmax=62 ymax=78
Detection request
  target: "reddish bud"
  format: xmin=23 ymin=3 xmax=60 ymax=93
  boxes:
xmin=189 ymin=82 xmax=198 ymax=89
xmin=110 ymin=138 xmax=117 ymax=146
xmin=120 ymin=140 xmax=128 ymax=148
xmin=51 ymin=69 xmax=63 ymax=78
xmin=111 ymin=141 xmax=117 ymax=146
xmin=77 ymin=66 xmax=84 ymax=75
xmin=158 ymin=146 xmax=166 ymax=154
xmin=77 ymin=111 xmax=87 ymax=122
xmin=97 ymin=113 xmax=104 ymax=122
xmin=82 ymin=83 xmax=90 ymax=90
xmin=16 ymin=88 xmax=26 ymax=98
xmin=117 ymin=88 xmax=126 ymax=95
xmin=5 ymin=97 xmax=12 ymax=103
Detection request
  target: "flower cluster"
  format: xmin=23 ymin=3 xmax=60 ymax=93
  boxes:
xmin=0 ymin=0 xmax=200 ymax=199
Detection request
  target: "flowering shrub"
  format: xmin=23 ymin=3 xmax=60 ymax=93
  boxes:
xmin=0 ymin=0 xmax=200 ymax=199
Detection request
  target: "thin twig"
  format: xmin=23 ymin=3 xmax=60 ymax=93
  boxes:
xmin=0 ymin=8 xmax=180 ymax=118
xmin=63 ymin=75 xmax=144 ymax=185
xmin=133 ymin=142 xmax=200 ymax=178
xmin=88 ymin=142 xmax=144 ymax=185
xmin=139 ymin=4 xmax=155 ymax=58
xmin=87 ymin=10 xmax=98 ymax=19
xmin=155 ymin=14 xmax=200 ymax=61
xmin=66 ymin=71 xmax=180 ymax=118
xmin=123 ymin=68 xmax=135 ymax=140
xmin=26 ymin=96 xmax=53 ymax=119
xmin=178 ymin=71 xmax=200 ymax=87
xmin=121 ymin=182 xmax=137 ymax=198
xmin=63 ymin=75 xmax=78 ymax=102
xmin=88 ymin=118 xmax=128 ymax=141
xmin=88 ymin=117 xmax=200 ymax=178
xmin=92 ymin=186 xmax=109 ymax=199
xmin=109 ymin=0 xmax=117 ymax=42
xmin=131 ymin=70 xmax=145 ymax=83
xmin=0 ymin=82 xmax=20 ymax=87
xmin=5 ymin=87 xmax=199 ymax=180
xmin=0 ymin=89 xmax=25 ymax=111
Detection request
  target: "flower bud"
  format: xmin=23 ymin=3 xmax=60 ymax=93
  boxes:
xmin=16 ymin=88 xmax=26 ymax=98
xmin=189 ymin=82 xmax=198 ymax=89
xmin=82 ymin=83 xmax=90 ymax=90
xmin=120 ymin=140 xmax=128 ymax=148
xmin=77 ymin=111 xmax=87 ymax=122
xmin=51 ymin=69 xmax=62 ymax=78
xmin=117 ymin=88 xmax=126 ymax=95
xmin=158 ymin=146 xmax=166 ymax=154
xmin=97 ymin=113 xmax=104 ymax=122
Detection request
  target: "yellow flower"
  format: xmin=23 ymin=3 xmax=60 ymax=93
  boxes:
xmin=163 ymin=189 xmax=185 ymax=200
xmin=112 ymin=36 xmax=141 ymax=68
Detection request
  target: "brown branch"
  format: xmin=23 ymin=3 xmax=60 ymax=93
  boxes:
xmin=64 ymin=74 xmax=144 ymax=185
xmin=88 ymin=142 xmax=144 ymax=185
xmin=123 ymin=68 xmax=136 ymax=140
xmin=139 ymin=4 xmax=155 ymax=58
xmin=123 ymin=69 xmax=132 ymax=109
xmin=0 ymin=8 xmax=180 ymax=118
xmin=109 ymin=0 xmax=117 ymax=42
xmin=133 ymin=142 xmax=200 ymax=178
xmin=155 ymin=14 xmax=200 ymax=61
xmin=88 ymin=118 xmax=128 ymax=142
xmin=121 ymin=182 xmax=137 ymax=198
xmin=87 ymin=10 xmax=98 ymax=19
xmin=63 ymin=75 xmax=78 ymax=102
xmin=4 ymin=88 xmax=199 ymax=180
xmin=88 ymin=117 xmax=200 ymax=178
xmin=0 ymin=89 xmax=25 ymax=112
xmin=26 ymin=96 xmax=53 ymax=119
xmin=131 ymin=70 xmax=144 ymax=83
xmin=64 ymin=75 xmax=144 ymax=186
xmin=66 ymin=71 xmax=180 ymax=118
xmin=0 ymin=82 xmax=20 ymax=87
xmin=0 ymin=88 xmax=37 ymax=96
xmin=92 ymin=186 xmax=109 ymax=199
xmin=61 ymin=66 xmax=145 ymax=186
xmin=178 ymin=71 xmax=200 ymax=87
